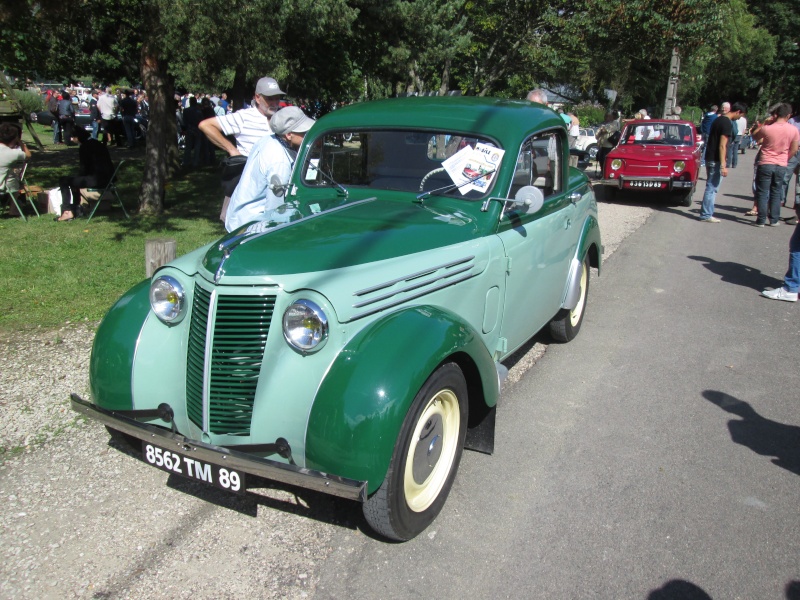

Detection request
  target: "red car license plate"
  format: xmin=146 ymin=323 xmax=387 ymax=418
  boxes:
xmin=627 ymin=180 xmax=665 ymax=189
xmin=142 ymin=441 xmax=246 ymax=494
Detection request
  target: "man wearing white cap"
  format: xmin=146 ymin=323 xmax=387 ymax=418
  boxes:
xmin=199 ymin=76 xmax=286 ymax=221
xmin=224 ymin=106 xmax=315 ymax=232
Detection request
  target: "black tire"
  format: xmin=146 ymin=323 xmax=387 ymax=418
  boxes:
xmin=549 ymin=256 xmax=590 ymax=343
xmin=586 ymin=144 xmax=599 ymax=160
xmin=363 ymin=362 xmax=468 ymax=541
xmin=680 ymin=187 xmax=694 ymax=207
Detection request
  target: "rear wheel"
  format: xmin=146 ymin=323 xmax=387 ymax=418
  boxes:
xmin=363 ymin=362 xmax=468 ymax=541
xmin=550 ymin=256 xmax=590 ymax=343
xmin=586 ymin=144 xmax=599 ymax=161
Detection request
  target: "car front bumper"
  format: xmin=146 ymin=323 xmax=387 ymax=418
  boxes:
xmin=70 ymin=393 xmax=368 ymax=502
xmin=597 ymin=176 xmax=694 ymax=190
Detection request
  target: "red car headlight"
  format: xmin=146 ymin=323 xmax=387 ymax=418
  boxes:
xmin=674 ymin=160 xmax=686 ymax=173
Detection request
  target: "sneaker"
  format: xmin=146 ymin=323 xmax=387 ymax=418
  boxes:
xmin=761 ymin=287 xmax=798 ymax=302
xmin=754 ymin=222 xmax=765 ymax=227
xmin=768 ymin=221 xmax=780 ymax=227
xmin=700 ymin=217 xmax=721 ymax=223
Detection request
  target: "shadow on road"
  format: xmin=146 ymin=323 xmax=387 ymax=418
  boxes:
xmin=647 ymin=579 xmax=713 ymax=599
xmin=703 ymin=390 xmax=800 ymax=477
xmin=687 ymin=255 xmax=781 ymax=292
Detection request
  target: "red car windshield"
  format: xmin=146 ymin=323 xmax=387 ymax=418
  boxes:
xmin=621 ymin=122 xmax=694 ymax=146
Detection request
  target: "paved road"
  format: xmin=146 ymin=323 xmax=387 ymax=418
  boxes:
xmin=314 ymin=152 xmax=800 ymax=599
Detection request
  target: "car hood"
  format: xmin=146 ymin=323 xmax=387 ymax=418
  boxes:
xmin=201 ymin=196 xmax=484 ymax=279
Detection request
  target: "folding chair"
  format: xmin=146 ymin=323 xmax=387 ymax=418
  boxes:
xmin=18 ymin=163 xmax=41 ymax=219
xmin=83 ymin=160 xmax=130 ymax=223
xmin=1 ymin=163 xmax=37 ymax=221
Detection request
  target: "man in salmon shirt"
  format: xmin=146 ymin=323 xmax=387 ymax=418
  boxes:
xmin=751 ymin=103 xmax=800 ymax=227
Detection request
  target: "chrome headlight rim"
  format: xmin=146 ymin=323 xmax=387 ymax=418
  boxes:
xmin=283 ymin=299 xmax=329 ymax=353
xmin=674 ymin=160 xmax=686 ymax=173
xmin=149 ymin=275 xmax=186 ymax=324
xmin=610 ymin=158 xmax=623 ymax=171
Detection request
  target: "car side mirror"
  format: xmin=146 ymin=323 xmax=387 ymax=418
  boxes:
xmin=512 ymin=185 xmax=544 ymax=213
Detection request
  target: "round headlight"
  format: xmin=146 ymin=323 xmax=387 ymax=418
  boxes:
xmin=610 ymin=159 xmax=623 ymax=171
xmin=283 ymin=300 xmax=328 ymax=352
xmin=674 ymin=160 xmax=686 ymax=173
xmin=150 ymin=275 xmax=186 ymax=324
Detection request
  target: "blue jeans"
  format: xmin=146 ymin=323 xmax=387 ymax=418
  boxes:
xmin=91 ymin=119 xmax=99 ymax=140
xmin=122 ymin=115 xmax=136 ymax=147
xmin=701 ymin=161 xmax=721 ymax=219
xmin=755 ymin=164 xmax=787 ymax=224
xmin=52 ymin=118 xmax=60 ymax=143
xmin=782 ymin=151 xmax=799 ymax=207
xmin=784 ymin=220 xmax=800 ymax=293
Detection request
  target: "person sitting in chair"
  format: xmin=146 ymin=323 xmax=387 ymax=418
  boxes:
xmin=57 ymin=127 xmax=114 ymax=221
xmin=0 ymin=123 xmax=30 ymax=205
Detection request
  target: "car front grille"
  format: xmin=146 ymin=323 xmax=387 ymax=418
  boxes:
xmin=186 ymin=284 xmax=276 ymax=435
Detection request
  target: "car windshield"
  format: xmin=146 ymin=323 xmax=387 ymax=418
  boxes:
xmin=301 ymin=130 xmax=502 ymax=200
xmin=621 ymin=122 xmax=694 ymax=146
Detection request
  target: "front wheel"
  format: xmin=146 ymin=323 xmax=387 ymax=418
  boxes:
xmin=549 ymin=256 xmax=590 ymax=343
xmin=363 ymin=362 xmax=468 ymax=541
xmin=586 ymin=144 xmax=599 ymax=161
xmin=679 ymin=187 xmax=694 ymax=207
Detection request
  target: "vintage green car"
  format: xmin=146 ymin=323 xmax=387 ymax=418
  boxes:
xmin=71 ymin=97 xmax=601 ymax=541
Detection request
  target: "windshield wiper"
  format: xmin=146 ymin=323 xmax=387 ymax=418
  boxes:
xmin=415 ymin=168 xmax=496 ymax=203
xmin=315 ymin=164 xmax=349 ymax=197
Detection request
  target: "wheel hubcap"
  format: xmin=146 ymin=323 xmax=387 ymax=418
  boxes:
xmin=404 ymin=390 xmax=460 ymax=513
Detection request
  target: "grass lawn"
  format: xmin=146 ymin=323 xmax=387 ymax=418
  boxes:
xmin=1 ymin=124 xmax=227 ymax=331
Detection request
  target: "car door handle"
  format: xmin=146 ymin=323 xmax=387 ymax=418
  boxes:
xmin=569 ymin=192 xmax=581 ymax=204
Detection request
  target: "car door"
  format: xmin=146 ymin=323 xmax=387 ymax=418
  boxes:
xmin=496 ymin=130 xmax=577 ymax=355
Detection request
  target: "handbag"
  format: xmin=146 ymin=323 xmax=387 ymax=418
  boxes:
xmin=220 ymin=155 xmax=248 ymax=196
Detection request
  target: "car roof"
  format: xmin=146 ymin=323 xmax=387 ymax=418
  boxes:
xmin=316 ymin=97 xmax=565 ymax=148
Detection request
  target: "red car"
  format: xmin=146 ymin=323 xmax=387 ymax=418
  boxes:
xmin=599 ymin=119 xmax=703 ymax=206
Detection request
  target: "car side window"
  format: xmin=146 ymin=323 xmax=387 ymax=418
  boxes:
xmin=510 ymin=132 xmax=562 ymax=199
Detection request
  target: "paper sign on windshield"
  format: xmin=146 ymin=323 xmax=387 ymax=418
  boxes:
xmin=442 ymin=143 xmax=505 ymax=195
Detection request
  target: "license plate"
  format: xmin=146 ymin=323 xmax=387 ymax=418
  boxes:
xmin=627 ymin=180 xmax=665 ymax=189
xmin=142 ymin=441 xmax=246 ymax=494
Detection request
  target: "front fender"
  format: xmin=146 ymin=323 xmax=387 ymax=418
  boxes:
xmin=89 ymin=279 xmax=151 ymax=410
xmin=305 ymin=305 xmax=498 ymax=494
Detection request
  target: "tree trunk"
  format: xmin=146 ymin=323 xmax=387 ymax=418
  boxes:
xmin=139 ymin=40 xmax=174 ymax=215
xmin=231 ymin=65 xmax=248 ymax=111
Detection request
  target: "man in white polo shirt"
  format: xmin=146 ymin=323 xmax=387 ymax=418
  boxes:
xmin=199 ymin=76 xmax=286 ymax=221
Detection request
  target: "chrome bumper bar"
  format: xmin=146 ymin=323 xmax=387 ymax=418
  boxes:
xmin=596 ymin=176 xmax=692 ymax=190
xmin=70 ymin=394 xmax=368 ymax=502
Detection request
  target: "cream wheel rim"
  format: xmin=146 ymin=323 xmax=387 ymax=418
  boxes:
xmin=570 ymin=262 xmax=588 ymax=327
xmin=403 ymin=389 xmax=460 ymax=513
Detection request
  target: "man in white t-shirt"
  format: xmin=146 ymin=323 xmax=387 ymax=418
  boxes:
xmin=199 ymin=76 xmax=286 ymax=221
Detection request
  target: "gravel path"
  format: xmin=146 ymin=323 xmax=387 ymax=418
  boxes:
xmin=0 ymin=194 xmax=652 ymax=599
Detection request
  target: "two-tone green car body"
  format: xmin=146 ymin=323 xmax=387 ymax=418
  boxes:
xmin=72 ymin=96 xmax=601 ymax=541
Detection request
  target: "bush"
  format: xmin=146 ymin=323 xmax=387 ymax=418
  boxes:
xmin=13 ymin=90 xmax=43 ymax=115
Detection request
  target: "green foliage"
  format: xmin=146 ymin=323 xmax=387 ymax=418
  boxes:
xmin=13 ymin=90 xmax=43 ymax=115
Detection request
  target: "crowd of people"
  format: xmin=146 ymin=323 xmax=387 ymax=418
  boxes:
xmin=6 ymin=79 xmax=800 ymax=304
xmin=43 ymin=86 xmax=150 ymax=149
